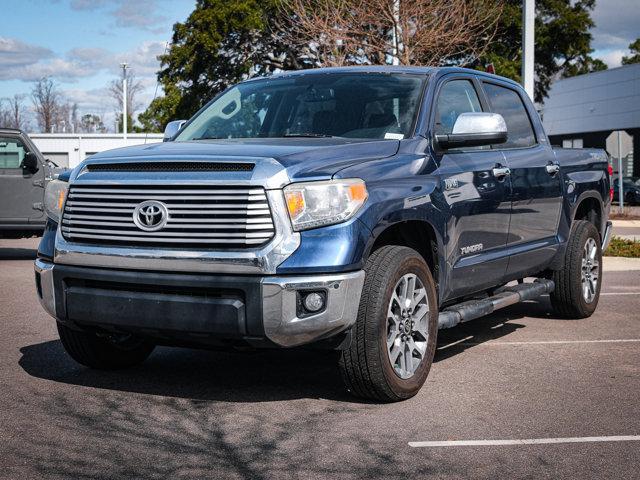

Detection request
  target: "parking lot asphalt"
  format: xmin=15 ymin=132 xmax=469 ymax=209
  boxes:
xmin=1 ymin=237 xmax=639 ymax=480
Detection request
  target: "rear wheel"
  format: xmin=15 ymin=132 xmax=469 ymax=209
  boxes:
xmin=57 ymin=322 xmax=155 ymax=369
xmin=339 ymin=246 xmax=438 ymax=402
xmin=550 ymin=220 xmax=602 ymax=318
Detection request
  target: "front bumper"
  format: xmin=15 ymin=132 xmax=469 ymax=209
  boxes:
xmin=34 ymin=259 xmax=364 ymax=348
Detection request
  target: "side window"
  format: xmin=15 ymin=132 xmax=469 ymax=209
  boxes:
xmin=483 ymin=82 xmax=536 ymax=148
xmin=0 ymin=137 xmax=27 ymax=169
xmin=434 ymin=79 xmax=483 ymax=135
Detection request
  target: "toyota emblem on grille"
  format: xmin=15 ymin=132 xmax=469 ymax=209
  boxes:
xmin=133 ymin=200 xmax=169 ymax=232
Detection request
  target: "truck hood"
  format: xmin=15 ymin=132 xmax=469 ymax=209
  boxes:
xmin=86 ymin=137 xmax=399 ymax=182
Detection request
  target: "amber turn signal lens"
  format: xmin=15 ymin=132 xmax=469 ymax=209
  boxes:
xmin=348 ymin=183 xmax=368 ymax=202
xmin=285 ymin=190 xmax=305 ymax=220
xmin=57 ymin=189 xmax=66 ymax=210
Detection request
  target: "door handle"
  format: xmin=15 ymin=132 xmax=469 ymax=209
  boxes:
xmin=546 ymin=163 xmax=560 ymax=175
xmin=492 ymin=166 xmax=511 ymax=179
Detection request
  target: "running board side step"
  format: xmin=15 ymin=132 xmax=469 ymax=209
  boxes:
xmin=438 ymin=279 xmax=555 ymax=329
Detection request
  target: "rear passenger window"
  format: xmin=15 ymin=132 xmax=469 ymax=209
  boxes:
xmin=483 ymin=83 xmax=536 ymax=148
xmin=434 ymin=80 xmax=483 ymax=135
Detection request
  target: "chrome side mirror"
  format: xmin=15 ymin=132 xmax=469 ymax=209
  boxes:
xmin=436 ymin=112 xmax=507 ymax=149
xmin=163 ymin=120 xmax=187 ymax=142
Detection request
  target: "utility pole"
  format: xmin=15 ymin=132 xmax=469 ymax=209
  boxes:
xmin=120 ymin=62 xmax=129 ymax=141
xmin=522 ymin=0 xmax=535 ymax=100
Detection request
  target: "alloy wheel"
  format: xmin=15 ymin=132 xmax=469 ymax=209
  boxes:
xmin=386 ymin=273 xmax=430 ymax=379
xmin=581 ymin=237 xmax=599 ymax=303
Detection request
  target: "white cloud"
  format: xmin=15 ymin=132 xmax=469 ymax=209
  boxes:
xmin=112 ymin=1 xmax=167 ymax=33
xmin=68 ymin=0 xmax=168 ymax=32
xmin=0 ymin=37 xmax=53 ymax=76
xmin=0 ymin=37 xmax=166 ymax=83
xmin=112 ymin=41 xmax=167 ymax=77
xmin=69 ymin=0 xmax=109 ymax=9
xmin=595 ymin=49 xmax=628 ymax=69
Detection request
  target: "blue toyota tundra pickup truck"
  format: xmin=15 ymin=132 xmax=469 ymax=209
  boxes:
xmin=35 ymin=67 xmax=612 ymax=401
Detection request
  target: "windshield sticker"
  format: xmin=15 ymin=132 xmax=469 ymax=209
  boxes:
xmin=384 ymin=133 xmax=404 ymax=140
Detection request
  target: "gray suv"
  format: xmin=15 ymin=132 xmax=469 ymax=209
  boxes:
xmin=0 ymin=128 xmax=66 ymax=238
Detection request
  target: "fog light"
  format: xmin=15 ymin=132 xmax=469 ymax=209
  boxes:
xmin=303 ymin=292 xmax=325 ymax=312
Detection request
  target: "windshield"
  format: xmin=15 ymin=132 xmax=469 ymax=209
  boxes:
xmin=175 ymin=73 xmax=426 ymax=141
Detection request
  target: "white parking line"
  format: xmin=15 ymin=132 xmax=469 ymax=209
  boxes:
xmin=541 ymin=292 xmax=640 ymax=296
xmin=409 ymin=435 xmax=640 ymax=448
xmin=454 ymin=339 xmax=640 ymax=347
xmin=600 ymin=292 xmax=640 ymax=296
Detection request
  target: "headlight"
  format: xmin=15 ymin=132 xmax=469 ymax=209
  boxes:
xmin=44 ymin=180 xmax=68 ymax=222
xmin=284 ymin=179 xmax=368 ymax=231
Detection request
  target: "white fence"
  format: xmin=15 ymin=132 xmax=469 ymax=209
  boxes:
xmin=29 ymin=133 xmax=164 ymax=169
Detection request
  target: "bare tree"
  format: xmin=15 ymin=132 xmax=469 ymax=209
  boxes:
xmin=1 ymin=94 xmax=29 ymax=130
xmin=31 ymin=77 xmax=61 ymax=133
xmin=280 ymin=0 xmax=501 ymax=67
xmin=108 ymin=71 xmax=144 ymax=131
xmin=0 ymin=101 xmax=10 ymax=128
xmin=78 ymin=113 xmax=106 ymax=133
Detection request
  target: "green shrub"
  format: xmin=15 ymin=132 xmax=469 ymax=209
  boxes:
xmin=605 ymin=237 xmax=640 ymax=258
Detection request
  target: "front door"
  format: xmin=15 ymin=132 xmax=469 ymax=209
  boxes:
xmin=432 ymin=78 xmax=512 ymax=301
xmin=0 ymin=135 xmax=45 ymax=224
xmin=481 ymin=81 xmax=563 ymax=278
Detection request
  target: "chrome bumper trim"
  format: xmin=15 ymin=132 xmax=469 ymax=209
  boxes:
xmin=34 ymin=259 xmax=57 ymax=319
xmin=602 ymin=220 xmax=613 ymax=251
xmin=53 ymin=190 xmax=301 ymax=275
xmin=262 ymin=270 xmax=365 ymax=347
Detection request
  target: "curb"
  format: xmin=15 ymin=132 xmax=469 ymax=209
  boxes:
xmin=612 ymin=220 xmax=640 ymax=227
xmin=603 ymin=256 xmax=640 ymax=272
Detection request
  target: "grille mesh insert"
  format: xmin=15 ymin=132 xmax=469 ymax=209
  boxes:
xmin=86 ymin=162 xmax=254 ymax=172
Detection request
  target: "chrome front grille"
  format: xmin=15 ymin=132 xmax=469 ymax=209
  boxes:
xmin=61 ymin=184 xmax=275 ymax=248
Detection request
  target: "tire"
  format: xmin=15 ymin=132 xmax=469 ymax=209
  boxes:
xmin=550 ymin=220 xmax=602 ymax=318
xmin=339 ymin=246 xmax=438 ymax=402
xmin=57 ymin=322 xmax=155 ymax=369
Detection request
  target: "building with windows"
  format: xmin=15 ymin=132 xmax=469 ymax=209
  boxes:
xmin=541 ymin=63 xmax=640 ymax=176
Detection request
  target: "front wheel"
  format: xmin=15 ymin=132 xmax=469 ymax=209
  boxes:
xmin=339 ymin=246 xmax=438 ymax=402
xmin=550 ymin=220 xmax=603 ymax=318
xmin=57 ymin=323 xmax=155 ymax=369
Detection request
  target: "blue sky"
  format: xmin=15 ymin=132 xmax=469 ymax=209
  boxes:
xmin=0 ymin=0 xmax=638 ymax=132
xmin=0 ymin=0 xmax=195 ymax=130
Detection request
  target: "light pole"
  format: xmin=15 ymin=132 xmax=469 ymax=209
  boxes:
xmin=120 ymin=62 xmax=129 ymax=141
xmin=522 ymin=0 xmax=535 ymax=100
xmin=391 ymin=0 xmax=400 ymax=66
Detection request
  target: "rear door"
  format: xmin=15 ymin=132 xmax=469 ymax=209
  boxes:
xmin=432 ymin=76 xmax=512 ymax=300
xmin=0 ymin=135 xmax=46 ymax=225
xmin=481 ymin=81 xmax=563 ymax=278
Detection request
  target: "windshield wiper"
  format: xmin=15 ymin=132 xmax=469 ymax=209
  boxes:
xmin=283 ymin=133 xmax=335 ymax=138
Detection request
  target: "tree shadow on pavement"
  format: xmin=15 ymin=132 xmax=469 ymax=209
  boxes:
xmin=4 ymin=382 xmax=458 ymax=480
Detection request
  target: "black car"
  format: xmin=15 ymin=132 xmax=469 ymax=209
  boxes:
xmin=612 ymin=177 xmax=640 ymax=205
